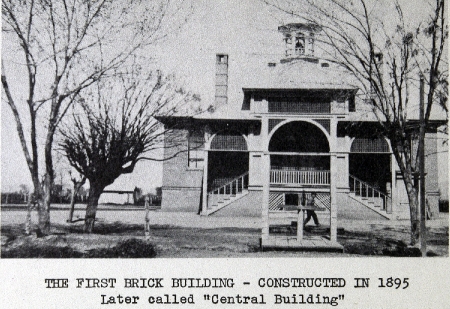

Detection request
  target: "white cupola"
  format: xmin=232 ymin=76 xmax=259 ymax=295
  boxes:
xmin=278 ymin=23 xmax=321 ymax=60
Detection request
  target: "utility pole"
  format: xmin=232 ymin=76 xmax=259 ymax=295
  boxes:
xmin=419 ymin=75 xmax=426 ymax=257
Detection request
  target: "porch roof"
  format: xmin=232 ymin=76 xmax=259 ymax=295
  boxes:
xmin=156 ymin=114 xmax=259 ymax=126
xmin=337 ymin=119 xmax=447 ymax=136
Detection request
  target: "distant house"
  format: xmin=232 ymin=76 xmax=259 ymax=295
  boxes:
xmin=157 ymin=23 xmax=447 ymax=249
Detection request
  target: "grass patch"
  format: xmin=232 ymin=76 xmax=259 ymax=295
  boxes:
xmin=1 ymin=217 xmax=447 ymax=258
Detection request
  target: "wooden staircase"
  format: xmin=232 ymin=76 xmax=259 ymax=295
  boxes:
xmin=203 ymin=172 xmax=249 ymax=215
xmin=348 ymin=174 xmax=393 ymax=219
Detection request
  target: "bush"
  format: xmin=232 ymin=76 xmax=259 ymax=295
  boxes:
xmin=85 ymin=238 xmax=157 ymax=258
xmin=2 ymin=244 xmax=82 ymax=258
xmin=2 ymin=238 xmax=156 ymax=258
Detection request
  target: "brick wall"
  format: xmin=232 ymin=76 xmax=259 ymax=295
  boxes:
xmin=161 ymin=128 xmax=203 ymax=212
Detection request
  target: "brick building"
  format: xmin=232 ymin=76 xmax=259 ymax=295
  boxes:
xmin=157 ymin=23 xmax=447 ymax=249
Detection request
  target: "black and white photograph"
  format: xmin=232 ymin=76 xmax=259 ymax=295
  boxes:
xmin=1 ymin=0 xmax=449 ymax=307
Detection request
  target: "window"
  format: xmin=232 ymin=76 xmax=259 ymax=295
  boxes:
xmin=308 ymin=32 xmax=315 ymax=55
xmin=350 ymin=137 xmax=390 ymax=153
xmin=210 ymin=132 xmax=247 ymax=151
xmin=268 ymin=97 xmax=331 ymax=114
xmin=188 ymin=130 xmax=204 ymax=168
xmin=295 ymin=33 xmax=305 ymax=55
xmin=284 ymin=35 xmax=292 ymax=56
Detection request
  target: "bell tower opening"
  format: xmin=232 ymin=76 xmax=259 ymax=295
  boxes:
xmin=278 ymin=23 xmax=321 ymax=59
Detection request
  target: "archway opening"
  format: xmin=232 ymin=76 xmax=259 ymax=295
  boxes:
xmin=269 ymin=121 xmax=329 ymax=153
xmin=349 ymin=137 xmax=391 ymax=193
xmin=207 ymin=131 xmax=249 ymax=191
xmin=267 ymin=121 xmax=331 ymax=239
xmin=269 ymin=121 xmax=330 ymax=181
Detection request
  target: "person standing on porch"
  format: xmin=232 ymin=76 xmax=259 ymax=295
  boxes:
xmin=304 ymin=193 xmax=320 ymax=226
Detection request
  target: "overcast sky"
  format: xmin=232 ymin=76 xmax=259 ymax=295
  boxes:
xmin=1 ymin=0 xmax=280 ymax=192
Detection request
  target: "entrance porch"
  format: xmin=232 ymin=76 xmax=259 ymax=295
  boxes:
xmin=261 ymin=120 xmax=342 ymax=251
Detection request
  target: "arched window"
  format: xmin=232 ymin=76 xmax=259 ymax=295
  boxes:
xmin=210 ymin=131 xmax=247 ymax=151
xmin=350 ymin=137 xmax=390 ymax=153
xmin=294 ymin=33 xmax=305 ymax=55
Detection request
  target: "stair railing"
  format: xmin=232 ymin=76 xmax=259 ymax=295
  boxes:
xmin=349 ymin=174 xmax=392 ymax=213
xmin=207 ymin=172 xmax=249 ymax=209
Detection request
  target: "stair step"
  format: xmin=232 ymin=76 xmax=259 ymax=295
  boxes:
xmin=348 ymin=193 xmax=392 ymax=220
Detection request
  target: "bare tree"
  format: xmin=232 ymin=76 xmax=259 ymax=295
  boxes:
xmin=18 ymin=184 xmax=30 ymax=202
xmin=2 ymin=0 xmax=190 ymax=235
xmin=59 ymin=69 xmax=200 ymax=233
xmin=264 ymin=0 xmax=447 ymax=246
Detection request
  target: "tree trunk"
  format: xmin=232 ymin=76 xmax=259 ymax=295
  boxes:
xmin=68 ymin=191 xmax=76 ymax=223
xmin=84 ymin=185 xmax=103 ymax=233
xmin=25 ymin=192 xmax=33 ymax=235
xmin=404 ymin=175 xmax=420 ymax=246
xmin=68 ymin=178 xmax=86 ymax=223
xmin=37 ymin=173 xmax=52 ymax=236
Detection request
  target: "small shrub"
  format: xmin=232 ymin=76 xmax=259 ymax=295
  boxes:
xmin=382 ymin=246 xmax=421 ymax=257
xmin=85 ymin=238 xmax=156 ymax=258
xmin=84 ymin=247 xmax=117 ymax=258
xmin=2 ymin=244 xmax=82 ymax=258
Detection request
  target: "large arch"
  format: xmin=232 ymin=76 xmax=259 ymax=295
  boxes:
xmin=269 ymin=120 xmax=330 ymax=152
xmin=268 ymin=121 xmax=331 ymax=183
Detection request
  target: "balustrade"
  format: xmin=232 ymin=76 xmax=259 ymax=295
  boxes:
xmin=270 ymin=169 xmax=330 ymax=185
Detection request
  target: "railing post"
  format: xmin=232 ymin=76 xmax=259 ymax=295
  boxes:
xmin=386 ymin=197 xmax=392 ymax=213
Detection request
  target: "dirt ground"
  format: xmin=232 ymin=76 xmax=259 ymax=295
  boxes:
xmin=1 ymin=206 xmax=448 ymax=258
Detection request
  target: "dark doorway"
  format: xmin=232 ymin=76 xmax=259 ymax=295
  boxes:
xmin=208 ymin=151 xmax=249 ymax=191
xmin=349 ymin=154 xmax=391 ymax=193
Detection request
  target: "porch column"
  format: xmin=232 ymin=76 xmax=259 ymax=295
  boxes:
xmin=261 ymin=152 xmax=270 ymax=241
xmin=329 ymin=118 xmax=338 ymax=242
xmin=330 ymin=154 xmax=338 ymax=242
xmin=201 ymin=126 xmax=211 ymax=216
xmin=201 ymin=151 xmax=209 ymax=216
xmin=261 ymin=116 xmax=270 ymax=243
